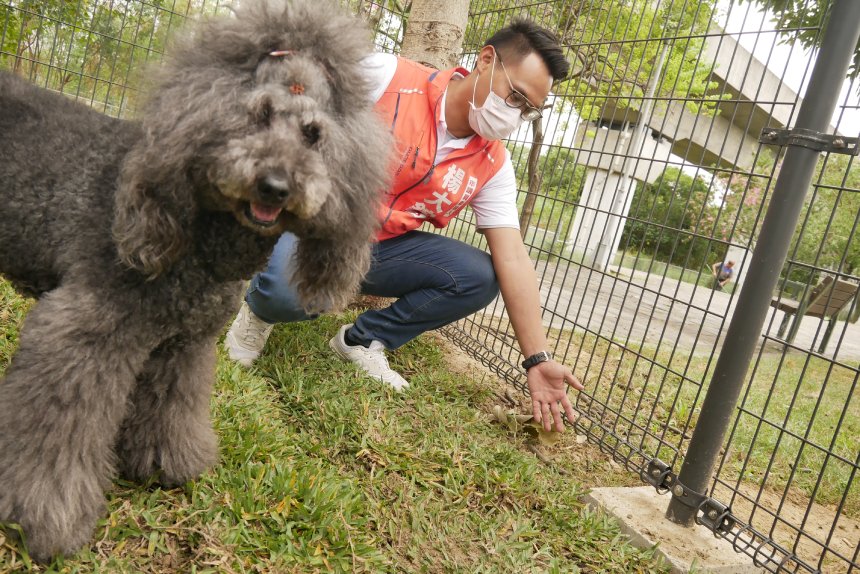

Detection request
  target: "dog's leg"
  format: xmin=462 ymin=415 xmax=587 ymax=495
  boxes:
xmin=116 ymin=336 xmax=218 ymax=487
xmin=0 ymin=286 xmax=152 ymax=562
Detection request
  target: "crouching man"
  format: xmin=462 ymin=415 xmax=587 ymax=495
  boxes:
xmin=226 ymin=19 xmax=583 ymax=431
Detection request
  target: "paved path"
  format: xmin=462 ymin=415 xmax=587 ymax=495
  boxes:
xmin=493 ymin=259 xmax=860 ymax=361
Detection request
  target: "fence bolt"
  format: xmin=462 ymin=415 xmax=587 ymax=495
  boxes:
xmin=651 ymin=469 xmax=661 ymax=478
xmin=708 ymin=510 xmax=718 ymax=520
xmin=672 ymin=485 xmax=684 ymax=497
xmin=766 ymin=130 xmax=778 ymax=140
xmin=833 ymin=137 xmax=845 ymax=148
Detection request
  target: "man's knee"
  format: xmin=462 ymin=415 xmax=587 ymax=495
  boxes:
xmin=243 ymin=232 xmax=316 ymax=324
xmin=461 ymin=253 xmax=499 ymax=310
xmin=246 ymin=280 xmax=316 ymax=324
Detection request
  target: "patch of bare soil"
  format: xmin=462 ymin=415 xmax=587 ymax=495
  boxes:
xmin=711 ymin=481 xmax=859 ymax=572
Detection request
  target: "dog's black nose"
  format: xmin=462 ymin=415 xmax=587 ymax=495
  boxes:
xmin=257 ymin=176 xmax=290 ymax=202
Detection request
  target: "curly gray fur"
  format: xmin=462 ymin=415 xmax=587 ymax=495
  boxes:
xmin=0 ymin=0 xmax=391 ymax=562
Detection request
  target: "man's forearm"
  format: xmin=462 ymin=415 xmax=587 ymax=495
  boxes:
xmin=483 ymin=228 xmax=583 ymax=429
xmin=483 ymin=228 xmax=550 ymax=358
xmin=493 ymin=250 xmax=547 ymax=358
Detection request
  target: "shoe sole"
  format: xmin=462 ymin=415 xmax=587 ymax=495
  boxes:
xmin=328 ymin=335 xmax=348 ymax=361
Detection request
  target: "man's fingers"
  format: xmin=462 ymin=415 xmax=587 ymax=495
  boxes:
xmin=562 ymin=396 xmax=577 ymax=423
xmin=565 ymin=371 xmax=584 ymax=391
xmin=540 ymin=402 xmax=552 ymax=432
xmin=550 ymin=402 xmax=564 ymax=433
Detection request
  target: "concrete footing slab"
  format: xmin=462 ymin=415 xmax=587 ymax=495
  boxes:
xmin=583 ymin=486 xmax=762 ymax=573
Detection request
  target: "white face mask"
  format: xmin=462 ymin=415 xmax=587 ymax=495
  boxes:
xmin=468 ymin=52 xmax=525 ymax=140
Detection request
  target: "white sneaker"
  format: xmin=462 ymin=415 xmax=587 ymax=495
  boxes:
xmin=225 ymin=301 xmax=274 ymax=367
xmin=329 ymin=324 xmax=409 ymax=391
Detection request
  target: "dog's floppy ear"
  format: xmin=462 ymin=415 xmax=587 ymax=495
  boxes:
xmin=288 ymin=107 xmax=390 ymax=313
xmin=291 ymin=234 xmax=372 ymax=313
xmin=112 ymin=144 xmax=195 ymax=278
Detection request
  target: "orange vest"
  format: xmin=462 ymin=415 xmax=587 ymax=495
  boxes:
xmin=376 ymin=57 xmax=508 ymax=241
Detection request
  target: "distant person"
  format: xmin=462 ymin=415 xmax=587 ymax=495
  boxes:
xmin=711 ymin=260 xmax=735 ymax=290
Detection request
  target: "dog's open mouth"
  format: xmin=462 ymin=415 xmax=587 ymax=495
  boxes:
xmin=245 ymin=202 xmax=283 ymax=227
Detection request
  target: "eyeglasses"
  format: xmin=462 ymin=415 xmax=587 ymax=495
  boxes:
xmin=496 ymin=52 xmax=544 ymax=122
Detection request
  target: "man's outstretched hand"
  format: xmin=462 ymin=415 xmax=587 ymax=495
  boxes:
xmin=527 ymin=360 xmax=584 ymax=432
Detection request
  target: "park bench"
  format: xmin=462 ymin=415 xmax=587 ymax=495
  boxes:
xmin=769 ymin=275 xmax=859 ymax=352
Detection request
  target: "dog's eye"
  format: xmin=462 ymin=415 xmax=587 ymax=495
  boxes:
xmin=301 ymin=123 xmax=321 ymax=146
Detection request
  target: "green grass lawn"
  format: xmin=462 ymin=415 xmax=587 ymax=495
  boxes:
xmin=0 ymin=281 xmax=666 ymax=573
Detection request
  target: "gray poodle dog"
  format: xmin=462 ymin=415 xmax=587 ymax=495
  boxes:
xmin=0 ymin=0 xmax=390 ymax=562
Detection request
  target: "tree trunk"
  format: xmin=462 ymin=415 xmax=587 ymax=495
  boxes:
xmin=399 ymin=0 xmax=469 ymax=70
xmin=519 ymin=118 xmax=545 ymax=238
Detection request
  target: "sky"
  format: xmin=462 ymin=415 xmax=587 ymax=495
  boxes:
xmin=717 ymin=0 xmax=860 ymax=135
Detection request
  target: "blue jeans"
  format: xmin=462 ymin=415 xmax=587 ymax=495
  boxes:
xmin=245 ymin=230 xmax=500 ymax=350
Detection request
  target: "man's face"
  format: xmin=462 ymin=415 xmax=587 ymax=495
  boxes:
xmin=473 ymin=48 xmax=553 ymax=118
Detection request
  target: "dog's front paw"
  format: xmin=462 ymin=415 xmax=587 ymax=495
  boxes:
xmin=117 ymin=418 xmax=218 ymax=487
xmin=0 ymin=470 xmax=105 ymax=563
xmin=157 ymin=427 xmax=218 ymax=487
xmin=1 ymin=517 xmax=97 ymax=564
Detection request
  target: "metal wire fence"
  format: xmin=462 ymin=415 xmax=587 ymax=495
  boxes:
xmin=0 ymin=0 xmax=400 ymax=115
xmin=441 ymin=1 xmax=860 ymax=572
xmin=1 ymin=0 xmax=857 ymax=572
xmin=0 ymin=0 xmax=225 ymax=116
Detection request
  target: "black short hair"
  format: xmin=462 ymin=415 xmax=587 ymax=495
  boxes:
xmin=484 ymin=19 xmax=569 ymax=82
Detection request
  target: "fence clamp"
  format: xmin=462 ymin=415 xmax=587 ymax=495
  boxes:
xmin=643 ymin=459 xmax=738 ymax=537
xmin=641 ymin=458 xmax=676 ymax=493
xmin=696 ymin=498 xmax=736 ymax=537
xmin=663 ymin=478 xmax=737 ymax=537
xmin=759 ymin=127 xmax=860 ymax=155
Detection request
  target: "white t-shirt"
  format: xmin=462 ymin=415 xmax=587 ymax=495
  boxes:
xmin=363 ymin=52 xmax=520 ymax=230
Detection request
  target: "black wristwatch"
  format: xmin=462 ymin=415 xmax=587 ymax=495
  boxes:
xmin=521 ymin=350 xmax=552 ymax=371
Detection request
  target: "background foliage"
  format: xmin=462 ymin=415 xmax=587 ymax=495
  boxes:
xmin=0 ymin=0 xmax=221 ymax=115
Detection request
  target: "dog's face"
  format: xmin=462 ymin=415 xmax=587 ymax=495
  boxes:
xmin=178 ymin=0 xmax=393 ymax=240
xmin=204 ymin=49 xmax=344 ymax=236
xmin=114 ymin=0 xmax=392 ymax=283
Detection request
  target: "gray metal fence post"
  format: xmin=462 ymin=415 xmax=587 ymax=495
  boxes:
xmin=665 ymin=0 xmax=860 ymax=526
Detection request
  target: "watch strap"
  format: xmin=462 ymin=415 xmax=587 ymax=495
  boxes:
xmin=521 ymin=350 xmax=552 ymax=370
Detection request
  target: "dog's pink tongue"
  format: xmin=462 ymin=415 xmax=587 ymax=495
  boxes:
xmin=250 ymin=203 xmax=282 ymax=223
